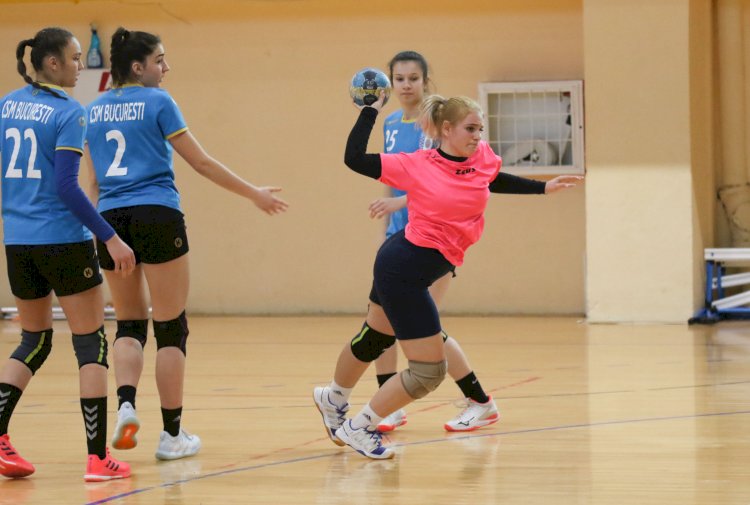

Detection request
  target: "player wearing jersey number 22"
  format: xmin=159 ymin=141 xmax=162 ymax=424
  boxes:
xmin=0 ymin=26 xmax=134 ymax=481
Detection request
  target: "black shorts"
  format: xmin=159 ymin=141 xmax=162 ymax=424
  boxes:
xmin=368 ymin=230 xmax=455 ymax=340
xmin=6 ymin=241 xmax=103 ymax=300
xmin=97 ymin=205 xmax=189 ymax=270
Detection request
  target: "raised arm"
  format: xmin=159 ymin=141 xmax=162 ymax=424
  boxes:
xmin=344 ymin=106 xmax=383 ymax=179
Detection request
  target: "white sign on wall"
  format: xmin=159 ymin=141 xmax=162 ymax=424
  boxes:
xmin=73 ymin=69 xmax=112 ymax=106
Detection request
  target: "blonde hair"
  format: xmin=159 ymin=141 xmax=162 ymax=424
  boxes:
xmin=418 ymin=95 xmax=483 ymax=141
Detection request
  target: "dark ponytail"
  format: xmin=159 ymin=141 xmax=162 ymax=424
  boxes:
xmin=16 ymin=27 xmax=73 ymax=99
xmin=110 ymin=27 xmax=161 ymax=87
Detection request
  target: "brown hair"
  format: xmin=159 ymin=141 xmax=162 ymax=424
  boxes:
xmin=16 ymin=27 xmax=74 ymax=99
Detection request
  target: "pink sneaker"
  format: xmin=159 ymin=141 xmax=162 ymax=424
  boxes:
xmin=84 ymin=448 xmax=131 ymax=482
xmin=0 ymin=434 xmax=35 ymax=478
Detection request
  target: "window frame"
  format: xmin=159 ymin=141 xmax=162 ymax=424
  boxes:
xmin=478 ymin=80 xmax=585 ymax=176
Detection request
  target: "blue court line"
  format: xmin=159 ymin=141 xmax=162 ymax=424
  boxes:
xmin=84 ymin=408 xmax=750 ymax=504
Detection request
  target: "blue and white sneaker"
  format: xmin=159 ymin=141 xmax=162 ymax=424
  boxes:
xmin=335 ymin=420 xmax=394 ymax=460
xmin=313 ymin=387 xmax=349 ymax=446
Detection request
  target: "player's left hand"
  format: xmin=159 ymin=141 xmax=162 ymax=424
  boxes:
xmin=252 ymin=187 xmax=289 ymax=215
xmin=545 ymin=175 xmax=583 ymax=194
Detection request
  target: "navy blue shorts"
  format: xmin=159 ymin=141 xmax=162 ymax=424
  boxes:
xmin=368 ymin=230 xmax=454 ymax=340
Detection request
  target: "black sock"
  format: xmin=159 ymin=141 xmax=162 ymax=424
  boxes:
xmin=0 ymin=383 xmax=23 ymax=436
xmin=161 ymin=407 xmax=182 ymax=436
xmin=376 ymin=373 xmax=397 ymax=388
xmin=81 ymin=397 xmax=107 ymax=459
xmin=117 ymin=385 xmax=137 ymax=410
xmin=455 ymin=372 xmax=489 ymax=404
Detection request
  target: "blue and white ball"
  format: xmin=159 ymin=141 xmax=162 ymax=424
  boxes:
xmin=349 ymin=67 xmax=391 ymax=107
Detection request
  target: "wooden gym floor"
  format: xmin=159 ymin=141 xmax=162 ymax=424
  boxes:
xmin=0 ymin=315 xmax=747 ymax=504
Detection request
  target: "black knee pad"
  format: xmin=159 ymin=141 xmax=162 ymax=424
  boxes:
xmin=10 ymin=329 xmax=53 ymax=375
xmin=72 ymin=326 xmax=108 ymax=369
xmin=350 ymin=323 xmax=396 ymax=362
xmin=116 ymin=319 xmax=149 ymax=348
xmin=154 ymin=311 xmax=189 ymax=356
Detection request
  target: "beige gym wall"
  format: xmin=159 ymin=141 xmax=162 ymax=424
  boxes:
xmin=0 ymin=0 xmax=587 ymax=315
xmin=583 ymin=0 xmax=715 ymax=322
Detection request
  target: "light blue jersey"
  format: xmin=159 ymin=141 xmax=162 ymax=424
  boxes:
xmin=0 ymin=85 xmax=91 ymax=245
xmin=86 ymin=85 xmax=187 ymax=212
xmin=382 ymin=109 xmax=427 ymax=238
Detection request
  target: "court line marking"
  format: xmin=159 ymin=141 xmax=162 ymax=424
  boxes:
xmin=82 ymin=363 xmax=750 ymax=505
xmin=84 ymin=408 xmax=750 ymax=504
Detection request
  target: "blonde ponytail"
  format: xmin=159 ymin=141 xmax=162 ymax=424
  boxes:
xmin=418 ymin=95 xmax=483 ymax=141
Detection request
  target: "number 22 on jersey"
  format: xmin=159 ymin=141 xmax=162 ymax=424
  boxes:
xmin=4 ymin=127 xmax=41 ymax=179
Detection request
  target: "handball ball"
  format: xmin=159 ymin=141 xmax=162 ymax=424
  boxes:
xmin=350 ymin=67 xmax=391 ymax=107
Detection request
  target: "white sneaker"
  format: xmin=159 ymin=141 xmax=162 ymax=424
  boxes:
xmin=376 ymin=409 xmax=407 ymax=433
xmin=155 ymin=429 xmax=201 ymax=460
xmin=336 ymin=421 xmax=394 ymax=460
xmin=111 ymin=402 xmax=140 ymax=450
xmin=443 ymin=396 xmax=499 ymax=432
xmin=313 ymin=386 xmax=349 ymax=447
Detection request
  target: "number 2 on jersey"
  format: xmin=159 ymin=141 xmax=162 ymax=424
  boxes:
xmin=105 ymin=129 xmax=128 ymax=177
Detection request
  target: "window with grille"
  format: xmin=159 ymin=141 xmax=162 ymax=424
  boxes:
xmin=478 ymin=80 xmax=584 ymax=176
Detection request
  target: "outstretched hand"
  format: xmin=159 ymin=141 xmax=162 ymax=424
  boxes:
xmin=252 ymin=187 xmax=289 ymax=215
xmin=545 ymin=175 xmax=584 ymax=194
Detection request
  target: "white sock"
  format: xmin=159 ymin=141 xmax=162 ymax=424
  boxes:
xmin=328 ymin=381 xmax=352 ymax=407
xmin=350 ymin=404 xmax=383 ymax=430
